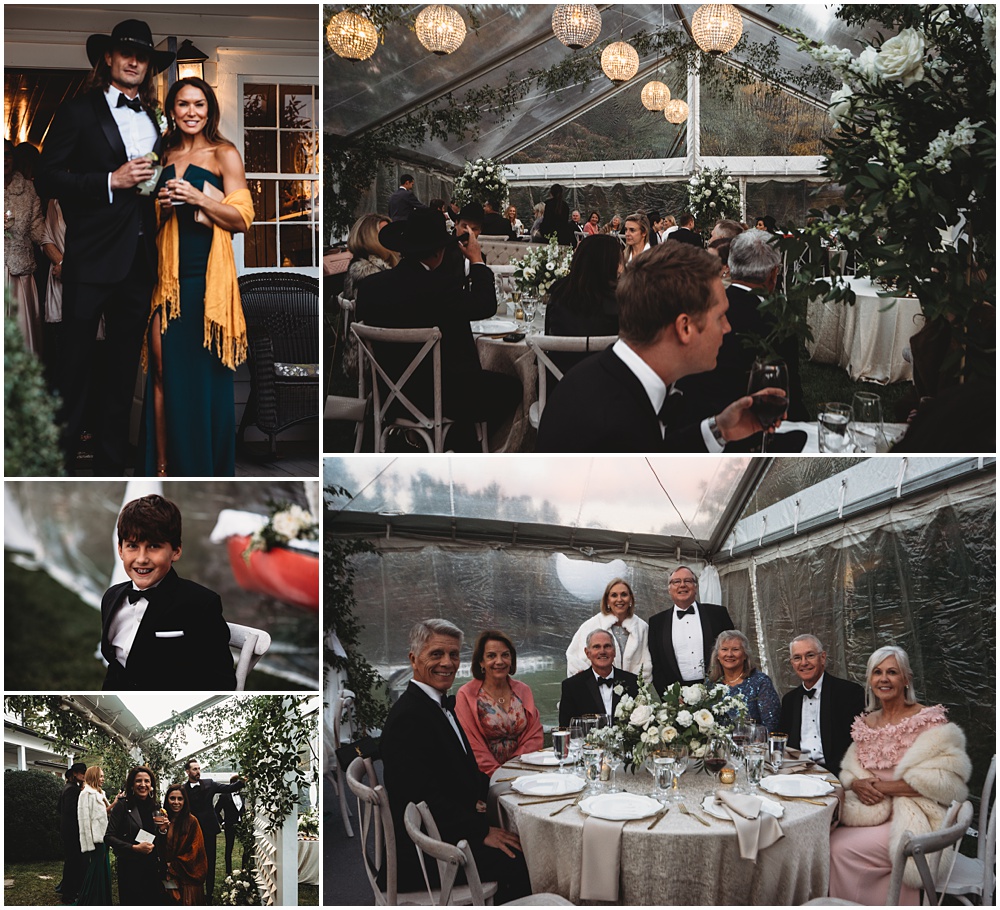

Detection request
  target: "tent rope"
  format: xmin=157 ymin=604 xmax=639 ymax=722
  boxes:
xmin=644 ymin=458 xmax=709 ymax=558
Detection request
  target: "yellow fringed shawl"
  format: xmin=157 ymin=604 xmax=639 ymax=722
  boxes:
xmin=148 ymin=187 xmax=254 ymax=370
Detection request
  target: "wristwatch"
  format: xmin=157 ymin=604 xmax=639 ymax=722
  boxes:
xmin=707 ymin=416 xmax=726 ymax=447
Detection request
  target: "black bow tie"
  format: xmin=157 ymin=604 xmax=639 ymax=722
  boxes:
xmin=675 ymin=607 xmax=695 ymax=618
xmin=117 ymin=94 xmax=143 ymax=113
xmin=126 ymin=587 xmax=151 ymax=604
xmin=441 ymin=694 xmax=456 ymax=711
xmin=658 ymin=391 xmax=684 ymax=426
xmin=597 ymin=676 xmax=616 ymax=688
xmin=803 ymin=687 xmax=817 ymax=699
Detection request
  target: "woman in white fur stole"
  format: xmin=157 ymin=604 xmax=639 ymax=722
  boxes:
xmin=828 ymin=645 xmax=970 ymax=904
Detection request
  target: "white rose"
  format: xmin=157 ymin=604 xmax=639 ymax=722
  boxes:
xmin=875 ymin=28 xmax=926 ymax=87
xmin=661 ymin=725 xmax=678 ymax=742
xmin=272 ymin=510 xmax=300 ymax=539
xmin=829 ymin=84 xmax=854 ymax=125
xmin=694 ymin=709 xmax=714 ymax=731
xmin=676 ymin=709 xmax=693 ymax=728
xmin=613 ymin=684 xmax=624 ymax=696
xmin=680 ymin=685 xmax=703 ymax=705
xmin=630 ymin=704 xmax=654 ymax=726
xmin=852 ymin=46 xmax=880 ymax=81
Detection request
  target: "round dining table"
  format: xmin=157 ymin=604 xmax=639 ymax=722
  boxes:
xmin=492 ymin=763 xmax=838 ymax=905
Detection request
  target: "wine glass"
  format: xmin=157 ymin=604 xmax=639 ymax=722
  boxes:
xmin=652 ymin=751 xmax=676 ymax=807
xmin=552 ymin=729 xmax=571 ymax=773
xmin=666 ymin=744 xmax=690 ymax=802
xmin=747 ymin=358 xmax=789 ymax=453
xmin=851 ymin=392 xmax=889 ymax=453
xmin=745 ymin=743 xmax=767 ymax=795
xmin=730 ymin=722 xmax=751 ymax=792
xmin=817 ymin=402 xmax=854 ymax=453
xmin=604 ymin=748 xmax=624 ymax=794
xmin=582 ymin=743 xmax=605 ymax=793
xmin=521 ymin=295 xmax=538 ymax=332
xmin=769 ymin=732 xmax=788 ymax=771
xmin=568 ymin=721 xmax=586 ymax=771
xmin=703 ymin=735 xmax=729 ymax=795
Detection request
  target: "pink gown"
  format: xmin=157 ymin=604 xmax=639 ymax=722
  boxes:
xmin=828 ymin=705 xmax=948 ymax=904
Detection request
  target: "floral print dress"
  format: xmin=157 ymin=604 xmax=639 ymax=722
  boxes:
xmin=476 ymin=690 xmax=529 ymax=767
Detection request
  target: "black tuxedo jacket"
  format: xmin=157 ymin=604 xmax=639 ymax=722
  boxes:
xmin=100 ymin=568 xmax=236 ymax=691
xmin=779 ymin=673 xmax=865 ymax=777
xmin=669 ymin=228 xmax=704 ymax=249
xmin=183 ymin=777 xmax=245 ymax=838
xmin=536 ymin=346 xmax=707 ymax=453
xmin=648 ymin=602 xmax=735 ymax=694
xmin=355 ymin=256 xmax=498 ymax=422
xmin=38 ymin=88 xmax=159 ymax=295
xmin=380 ymin=682 xmax=490 ymax=891
xmin=388 ymin=187 xmax=422 ymax=221
xmin=216 ymin=790 xmax=244 ymax=828
xmin=559 ymin=668 xmax=639 ymax=727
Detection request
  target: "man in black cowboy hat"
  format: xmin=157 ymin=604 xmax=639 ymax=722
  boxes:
xmin=57 ymin=762 xmax=87 ymax=903
xmin=39 ymin=19 xmax=175 ymax=475
xmin=441 ymin=201 xmax=497 ymax=309
xmin=355 ymin=208 xmax=521 ymax=449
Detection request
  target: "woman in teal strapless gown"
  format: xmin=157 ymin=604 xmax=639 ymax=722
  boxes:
xmin=144 ymin=77 xmax=253 ymax=476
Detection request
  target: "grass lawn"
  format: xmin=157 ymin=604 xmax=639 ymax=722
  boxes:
xmin=4 ymin=839 xmax=317 ymax=905
xmin=3 ymin=555 xmax=302 ymax=691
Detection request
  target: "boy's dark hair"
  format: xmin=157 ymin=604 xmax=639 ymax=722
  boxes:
xmin=117 ymin=494 xmax=182 ymax=547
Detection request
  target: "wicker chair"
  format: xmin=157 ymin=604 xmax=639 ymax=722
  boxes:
xmin=237 ymin=271 xmax=319 ymax=456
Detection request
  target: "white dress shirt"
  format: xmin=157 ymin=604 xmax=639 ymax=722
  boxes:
xmin=799 ymin=672 xmax=826 ymax=762
xmin=672 ymin=602 xmax=706 ymax=682
xmin=103 ymin=85 xmax=158 ymax=202
xmin=107 ymin=584 xmax=160 ymax=667
xmin=592 ymin=670 xmax=615 ymax=715
xmin=412 ymin=680 xmax=467 ymax=751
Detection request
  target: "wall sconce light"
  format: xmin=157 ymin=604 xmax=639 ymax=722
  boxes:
xmin=176 ymin=40 xmax=209 ymax=80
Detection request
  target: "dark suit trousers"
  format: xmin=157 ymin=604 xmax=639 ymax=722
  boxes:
xmin=58 ymin=248 xmax=154 ymax=474
xmin=223 ymin=825 xmax=240 ymax=874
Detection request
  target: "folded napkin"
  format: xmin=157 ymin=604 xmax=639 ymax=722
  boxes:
xmin=776 ymin=759 xmax=815 ymax=774
xmin=714 ymin=790 xmax=783 ymax=862
xmin=580 ymin=817 xmax=625 ymax=902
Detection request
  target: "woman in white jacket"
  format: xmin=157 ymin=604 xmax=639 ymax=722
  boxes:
xmin=76 ymin=765 xmax=118 ymax=905
xmin=566 ymin=578 xmax=653 ymax=681
xmin=828 ymin=646 xmax=970 ymax=904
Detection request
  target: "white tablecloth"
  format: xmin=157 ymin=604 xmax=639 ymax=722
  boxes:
xmin=298 ymin=839 xmax=319 ymax=884
xmin=806 ymin=277 xmax=924 ymax=383
xmin=774 ymin=421 xmax=908 ymax=453
xmin=495 ymin=767 xmax=837 ymax=905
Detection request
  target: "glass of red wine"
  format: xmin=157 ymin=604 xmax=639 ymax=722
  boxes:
xmin=747 ymin=358 xmax=789 ymax=453
xmin=703 ymin=734 xmax=729 ymax=796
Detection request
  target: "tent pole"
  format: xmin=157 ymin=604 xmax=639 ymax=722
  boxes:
xmin=686 ymin=57 xmax=701 ymax=176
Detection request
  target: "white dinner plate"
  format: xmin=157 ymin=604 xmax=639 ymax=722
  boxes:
xmin=760 ymin=775 xmax=834 ymax=797
xmin=470 ymin=318 xmax=518 ymax=335
xmin=511 ymin=774 xmax=586 ymax=796
xmin=578 ymin=793 xmax=662 ymax=821
xmin=518 ymin=751 xmax=560 ymax=767
xmin=701 ymin=795 xmax=784 ymax=820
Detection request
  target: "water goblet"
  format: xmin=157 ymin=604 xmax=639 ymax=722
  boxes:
xmin=652 ymin=752 xmax=676 ymax=807
xmin=552 ymin=729 xmax=571 ymax=773
xmin=851 ymin=392 xmax=889 ymax=453
xmin=568 ymin=721 xmax=586 ymax=771
xmin=522 ymin=295 xmax=538 ymax=333
xmin=768 ymin=732 xmax=788 ymax=771
xmin=604 ymin=749 xmax=624 ymax=794
xmin=582 ymin=744 xmax=605 ymax=793
xmin=746 ymin=743 xmax=767 ymax=794
xmin=661 ymin=744 xmax=689 ymax=802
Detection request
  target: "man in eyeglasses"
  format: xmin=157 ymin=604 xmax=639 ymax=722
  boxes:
xmin=778 ymin=634 xmax=865 ymax=776
xmin=648 ymin=566 xmax=734 ymax=696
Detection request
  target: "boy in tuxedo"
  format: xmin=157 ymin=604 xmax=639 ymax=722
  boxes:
xmin=101 ymin=494 xmax=236 ymax=690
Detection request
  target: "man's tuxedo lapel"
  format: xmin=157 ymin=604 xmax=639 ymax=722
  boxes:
xmin=408 ymin=683 xmax=466 ymax=758
xmin=787 ymin=688 xmax=804 ymax=748
xmin=818 ymin=681 xmax=834 ymax=755
xmin=126 ymin=569 xmax=182 ymax=653
xmin=91 ymin=90 xmax=128 ymax=164
xmin=697 ymin=603 xmax=715 ymax=664
xmin=604 ymin=349 xmax=659 ymax=422
xmin=656 ymin=613 xmax=682 ymax=688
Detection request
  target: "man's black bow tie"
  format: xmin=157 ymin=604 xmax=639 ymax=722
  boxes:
xmin=117 ymin=94 xmax=143 ymax=112
xmin=597 ymin=676 xmax=616 ymax=688
xmin=441 ymin=694 xmax=456 ymax=711
xmin=803 ymin=687 xmax=817 ymax=699
xmin=126 ymin=587 xmax=150 ymax=604
xmin=675 ymin=606 xmax=695 ymax=618
xmin=658 ymin=391 xmax=684 ymax=426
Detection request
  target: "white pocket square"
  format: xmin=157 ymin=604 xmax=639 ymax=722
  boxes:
xmin=155 ymin=630 xmax=185 ymax=638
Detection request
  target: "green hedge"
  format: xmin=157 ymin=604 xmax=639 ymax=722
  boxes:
xmin=5 ymin=769 xmax=65 ymax=861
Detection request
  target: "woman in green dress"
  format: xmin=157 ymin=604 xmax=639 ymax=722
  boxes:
xmin=145 ymin=76 xmax=253 ymax=475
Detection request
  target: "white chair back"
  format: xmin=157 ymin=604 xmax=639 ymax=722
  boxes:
xmin=525 ymin=334 xmax=618 ymax=428
xmin=943 ymin=754 xmax=996 ymax=905
xmin=227 ymin=622 xmax=271 ymax=691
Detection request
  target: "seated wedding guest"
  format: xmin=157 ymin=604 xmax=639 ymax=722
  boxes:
xmin=559 ymin=629 xmax=639 ymax=726
xmin=709 ymin=219 xmax=744 ymax=243
xmin=602 ymin=214 xmax=622 ymax=235
xmin=506 ymin=204 xmax=524 ymax=236
xmin=623 ymin=212 xmax=651 ymax=265
xmin=755 ymin=214 xmax=778 ymax=233
xmin=428 ymin=197 xmax=447 ymax=215
xmin=356 ymin=208 xmax=519 ymax=450
xmin=529 ymin=202 xmax=545 ymax=240
xmin=565 ymin=578 xmax=653 ymax=680
xmin=675 ymin=228 xmax=806 ymax=431
xmin=708 ymin=630 xmax=780 ymax=733
xmin=536 ymin=242 xmax=779 ymax=452
xmin=442 ymin=202 xmax=498 ymax=305
xmin=106 ymin=766 xmax=167 ymax=905
xmin=343 ymin=213 xmax=397 ymax=302
xmin=456 ymin=630 xmax=544 ymax=775
xmin=381 ymin=619 xmax=531 ymax=902
xmin=482 ymin=199 xmax=514 ymax=238
xmin=583 ymin=211 xmax=601 ymax=235
xmin=162 ymin=783 xmax=208 ymax=905
xmin=670 ymin=212 xmax=703 ymax=248
xmin=648 ymin=566 xmax=734 ymax=694
xmin=829 ymin=646 xmax=970 ymax=904
xmin=659 ymin=214 xmax=678 ymax=241
xmin=779 ymin=634 xmax=865 ymax=776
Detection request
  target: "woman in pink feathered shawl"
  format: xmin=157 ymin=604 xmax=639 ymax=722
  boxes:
xmin=828 ymin=645 xmax=970 ymax=904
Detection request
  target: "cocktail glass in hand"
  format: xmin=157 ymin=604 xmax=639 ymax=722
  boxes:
xmin=552 ymin=729 xmax=571 ymax=773
xmin=652 ymin=752 xmax=676 ymax=807
xmin=817 ymin=402 xmax=854 ymax=453
xmin=153 ymin=807 xmax=169 ymax=834
xmin=747 ymin=359 xmax=789 ymax=454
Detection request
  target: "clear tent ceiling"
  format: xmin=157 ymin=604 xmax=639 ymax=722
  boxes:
xmin=324 ymin=3 xmax=883 ymax=169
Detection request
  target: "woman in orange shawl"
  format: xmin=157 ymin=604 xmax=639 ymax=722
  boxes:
xmin=145 ymin=76 xmax=253 ymax=476
xmin=162 ymin=783 xmax=208 ymax=904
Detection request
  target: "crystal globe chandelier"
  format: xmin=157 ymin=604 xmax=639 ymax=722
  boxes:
xmin=326 ymin=10 xmax=379 ymax=61
xmin=664 ymin=99 xmax=689 ymax=123
xmin=691 ymin=4 xmax=743 ymax=56
xmin=641 ymin=80 xmax=671 ymax=111
xmin=551 ymin=5 xmax=602 ymax=50
xmin=601 ymin=41 xmax=639 ymax=83
xmin=415 ymin=5 xmax=467 ymax=55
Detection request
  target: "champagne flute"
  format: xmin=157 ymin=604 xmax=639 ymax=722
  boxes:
xmin=747 ymin=358 xmax=789 ymax=454
xmin=730 ymin=722 xmax=751 ymax=793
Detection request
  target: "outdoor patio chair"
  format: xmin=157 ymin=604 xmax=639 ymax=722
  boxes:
xmin=345 ymin=757 xmax=435 ymax=906
xmin=237 ymin=271 xmax=319 ymax=456
xmin=525 ymin=333 xmax=618 ymax=428
xmin=803 ymin=799 xmax=974 ymax=906
xmin=227 ymin=622 xmax=271 ymax=691
xmin=351 ymin=323 xmax=487 ymax=452
xmin=404 ymin=801 xmax=573 ymax=906
xmin=942 ymin=755 xmax=996 ymax=905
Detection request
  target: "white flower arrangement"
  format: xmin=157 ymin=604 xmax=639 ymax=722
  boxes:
xmin=509 ymin=235 xmax=572 ymax=295
xmin=243 ymin=501 xmax=318 ymax=560
xmin=687 ymin=166 xmax=742 ymax=224
xmin=451 ymin=156 xmax=510 ymax=207
xmin=219 ymin=869 xmax=261 ymax=906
